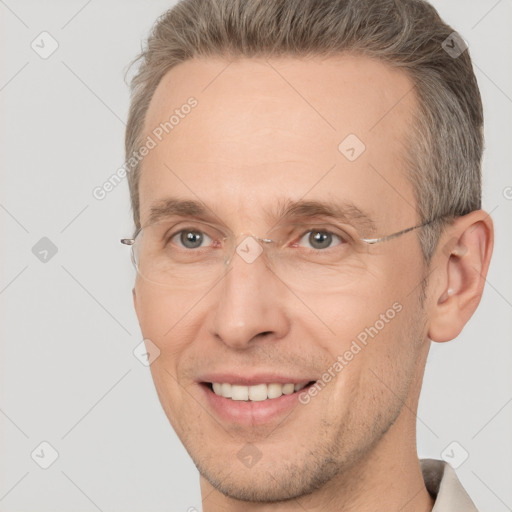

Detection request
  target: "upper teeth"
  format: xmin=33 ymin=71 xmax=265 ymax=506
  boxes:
xmin=211 ymin=382 xmax=309 ymax=401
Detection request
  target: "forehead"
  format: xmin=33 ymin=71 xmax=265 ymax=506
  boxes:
xmin=139 ymin=55 xmax=418 ymax=230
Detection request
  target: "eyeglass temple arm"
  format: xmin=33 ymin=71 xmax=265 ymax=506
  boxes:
xmin=361 ymin=219 xmax=439 ymax=245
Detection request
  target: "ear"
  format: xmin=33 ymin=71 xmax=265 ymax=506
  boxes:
xmin=427 ymin=210 xmax=494 ymax=343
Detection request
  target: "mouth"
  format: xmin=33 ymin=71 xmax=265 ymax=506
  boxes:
xmin=201 ymin=381 xmax=317 ymax=401
xmin=197 ymin=374 xmax=319 ymax=425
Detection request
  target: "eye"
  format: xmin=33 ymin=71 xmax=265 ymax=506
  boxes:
xmin=297 ymin=230 xmax=346 ymax=250
xmin=170 ymin=229 xmax=214 ymax=249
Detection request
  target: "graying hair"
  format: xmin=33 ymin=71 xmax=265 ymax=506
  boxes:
xmin=125 ymin=0 xmax=483 ymax=263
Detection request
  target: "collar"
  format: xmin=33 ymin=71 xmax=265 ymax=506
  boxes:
xmin=420 ymin=459 xmax=479 ymax=511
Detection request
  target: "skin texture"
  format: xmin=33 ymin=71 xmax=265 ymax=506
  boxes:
xmin=132 ymin=55 xmax=493 ymax=511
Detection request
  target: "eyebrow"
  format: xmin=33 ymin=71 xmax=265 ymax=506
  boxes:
xmin=146 ymin=197 xmax=377 ymax=235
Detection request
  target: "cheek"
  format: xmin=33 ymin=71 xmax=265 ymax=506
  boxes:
xmin=134 ymin=281 xmax=191 ymax=338
xmin=318 ymin=297 xmax=423 ymax=438
xmin=314 ymin=262 xmax=425 ymax=402
xmin=310 ymin=276 xmax=407 ymax=356
xmin=134 ymin=284 xmax=198 ymax=430
xmin=133 ymin=282 xmax=197 ymax=380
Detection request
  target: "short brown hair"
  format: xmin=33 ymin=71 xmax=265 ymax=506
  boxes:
xmin=125 ymin=0 xmax=483 ymax=262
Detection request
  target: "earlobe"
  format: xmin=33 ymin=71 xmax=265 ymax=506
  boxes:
xmin=428 ymin=211 xmax=494 ymax=343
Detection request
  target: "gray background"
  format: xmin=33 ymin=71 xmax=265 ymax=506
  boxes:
xmin=0 ymin=0 xmax=511 ymax=510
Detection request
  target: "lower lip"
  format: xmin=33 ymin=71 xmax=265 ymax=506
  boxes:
xmin=200 ymin=383 xmax=314 ymax=426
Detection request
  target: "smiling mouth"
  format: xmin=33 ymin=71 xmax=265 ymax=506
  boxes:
xmin=203 ymin=381 xmax=316 ymax=401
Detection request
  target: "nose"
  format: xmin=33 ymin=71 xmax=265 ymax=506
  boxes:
xmin=209 ymin=237 xmax=290 ymax=350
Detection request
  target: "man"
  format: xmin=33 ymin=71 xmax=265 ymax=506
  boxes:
xmin=121 ymin=0 xmax=494 ymax=510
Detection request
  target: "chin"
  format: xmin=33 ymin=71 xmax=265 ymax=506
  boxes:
xmin=193 ymin=445 xmax=344 ymax=503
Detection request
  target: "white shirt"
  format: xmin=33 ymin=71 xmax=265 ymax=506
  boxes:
xmin=421 ymin=459 xmax=478 ymax=511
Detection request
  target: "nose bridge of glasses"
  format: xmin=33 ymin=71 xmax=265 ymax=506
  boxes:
xmin=225 ymin=232 xmax=276 ymax=266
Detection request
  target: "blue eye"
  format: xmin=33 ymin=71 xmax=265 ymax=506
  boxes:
xmin=172 ymin=229 xmax=213 ymax=249
xmin=298 ymin=230 xmax=346 ymax=250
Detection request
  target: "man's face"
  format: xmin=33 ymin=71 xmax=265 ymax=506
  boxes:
xmin=133 ymin=55 xmax=431 ymax=501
